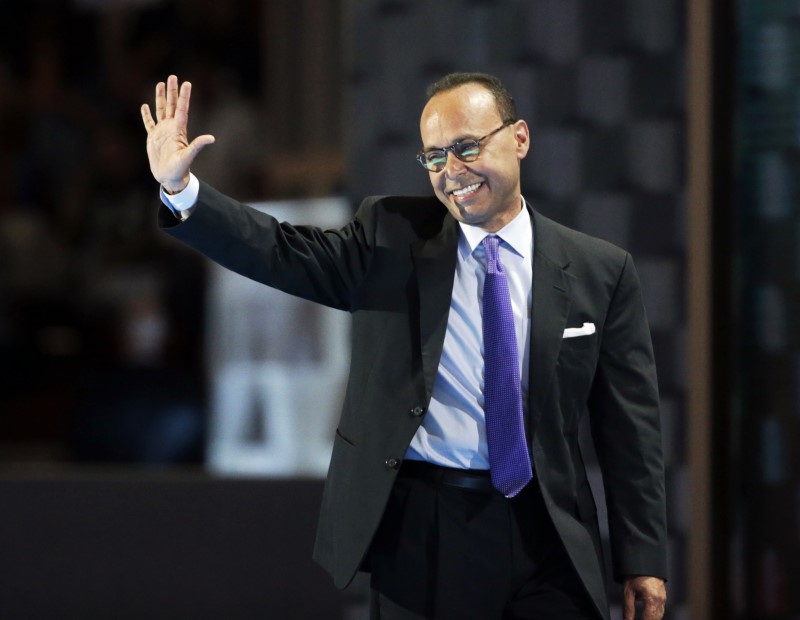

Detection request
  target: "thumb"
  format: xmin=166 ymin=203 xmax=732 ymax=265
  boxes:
xmin=188 ymin=134 xmax=216 ymax=157
xmin=623 ymin=587 xmax=636 ymax=620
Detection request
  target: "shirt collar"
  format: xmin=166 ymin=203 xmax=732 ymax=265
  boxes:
xmin=457 ymin=197 xmax=532 ymax=261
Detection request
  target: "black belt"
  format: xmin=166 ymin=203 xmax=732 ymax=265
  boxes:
xmin=398 ymin=460 xmax=496 ymax=494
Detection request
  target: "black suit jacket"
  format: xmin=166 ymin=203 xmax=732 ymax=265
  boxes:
xmin=161 ymin=182 xmax=667 ymax=619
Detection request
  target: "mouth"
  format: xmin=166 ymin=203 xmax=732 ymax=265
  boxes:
xmin=448 ymin=182 xmax=483 ymax=200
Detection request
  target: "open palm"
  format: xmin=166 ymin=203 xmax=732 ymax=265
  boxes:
xmin=140 ymin=75 xmax=215 ymax=193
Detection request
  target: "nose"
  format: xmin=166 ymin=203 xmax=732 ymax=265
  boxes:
xmin=443 ymin=150 xmax=466 ymax=177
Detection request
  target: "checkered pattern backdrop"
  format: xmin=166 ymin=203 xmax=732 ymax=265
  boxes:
xmin=344 ymin=1 xmax=688 ymax=617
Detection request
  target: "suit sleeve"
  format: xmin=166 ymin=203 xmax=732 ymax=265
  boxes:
xmin=588 ymin=252 xmax=668 ymax=582
xmin=159 ymin=181 xmax=376 ymax=311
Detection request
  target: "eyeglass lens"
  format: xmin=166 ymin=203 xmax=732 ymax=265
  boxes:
xmin=422 ymin=141 xmax=481 ymax=170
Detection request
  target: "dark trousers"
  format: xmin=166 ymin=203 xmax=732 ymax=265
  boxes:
xmin=369 ymin=461 xmax=601 ymax=620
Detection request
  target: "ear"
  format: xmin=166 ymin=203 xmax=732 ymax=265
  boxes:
xmin=513 ymin=120 xmax=531 ymax=160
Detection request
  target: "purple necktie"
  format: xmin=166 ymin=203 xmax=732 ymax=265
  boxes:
xmin=481 ymin=236 xmax=533 ymax=497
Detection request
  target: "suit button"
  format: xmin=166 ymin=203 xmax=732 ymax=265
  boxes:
xmin=385 ymin=458 xmax=400 ymax=470
xmin=410 ymin=405 xmax=425 ymax=417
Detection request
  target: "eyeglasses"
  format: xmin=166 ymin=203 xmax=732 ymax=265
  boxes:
xmin=416 ymin=119 xmax=516 ymax=172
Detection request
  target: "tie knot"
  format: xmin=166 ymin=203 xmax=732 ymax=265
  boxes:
xmin=481 ymin=235 xmax=501 ymax=274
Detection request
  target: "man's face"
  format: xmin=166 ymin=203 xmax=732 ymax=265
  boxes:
xmin=419 ymin=83 xmax=530 ymax=233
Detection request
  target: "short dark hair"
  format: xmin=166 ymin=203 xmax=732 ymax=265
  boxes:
xmin=426 ymin=72 xmax=517 ymax=122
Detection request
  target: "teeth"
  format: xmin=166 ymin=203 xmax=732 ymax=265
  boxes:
xmin=452 ymin=183 xmax=482 ymax=197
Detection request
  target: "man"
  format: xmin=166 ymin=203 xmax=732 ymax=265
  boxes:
xmin=141 ymin=72 xmax=667 ymax=619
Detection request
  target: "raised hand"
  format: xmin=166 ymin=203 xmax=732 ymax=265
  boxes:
xmin=140 ymin=75 xmax=215 ymax=193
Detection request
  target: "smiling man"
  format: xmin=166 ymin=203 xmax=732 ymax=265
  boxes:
xmin=419 ymin=80 xmax=528 ymax=233
xmin=142 ymin=72 xmax=667 ymax=620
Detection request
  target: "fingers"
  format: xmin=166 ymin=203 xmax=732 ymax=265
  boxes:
xmin=165 ymin=74 xmax=179 ymax=119
xmin=146 ymin=75 xmax=191 ymax=131
xmin=155 ymin=80 xmax=166 ymax=121
xmin=140 ymin=104 xmax=155 ymax=133
xmin=174 ymin=80 xmax=192 ymax=127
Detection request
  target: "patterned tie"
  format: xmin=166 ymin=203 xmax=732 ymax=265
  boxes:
xmin=481 ymin=236 xmax=533 ymax=497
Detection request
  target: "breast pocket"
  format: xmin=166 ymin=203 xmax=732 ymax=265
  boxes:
xmin=555 ymin=333 xmax=599 ymax=410
xmin=560 ymin=332 xmax=597 ymax=351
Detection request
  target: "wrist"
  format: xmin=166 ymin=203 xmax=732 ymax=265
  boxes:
xmin=163 ymin=175 xmax=190 ymax=195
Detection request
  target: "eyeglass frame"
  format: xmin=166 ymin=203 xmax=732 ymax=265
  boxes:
xmin=415 ymin=118 xmax=517 ymax=172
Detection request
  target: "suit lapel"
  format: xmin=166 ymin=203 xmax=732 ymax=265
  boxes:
xmin=411 ymin=215 xmax=460 ymax=400
xmin=528 ymin=209 xmax=573 ymax=427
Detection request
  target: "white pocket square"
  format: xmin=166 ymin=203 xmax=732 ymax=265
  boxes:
xmin=562 ymin=322 xmax=596 ymax=338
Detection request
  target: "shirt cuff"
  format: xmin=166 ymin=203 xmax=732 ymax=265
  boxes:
xmin=160 ymin=173 xmax=200 ymax=219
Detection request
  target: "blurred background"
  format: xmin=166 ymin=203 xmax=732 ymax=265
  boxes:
xmin=0 ymin=0 xmax=796 ymax=618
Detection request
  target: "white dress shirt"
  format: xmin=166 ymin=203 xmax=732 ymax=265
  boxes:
xmin=405 ymin=203 xmax=533 ymax=469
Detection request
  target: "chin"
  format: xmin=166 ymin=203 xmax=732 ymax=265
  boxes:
xmin=457 ymin=212 xmax=489 ymax=228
